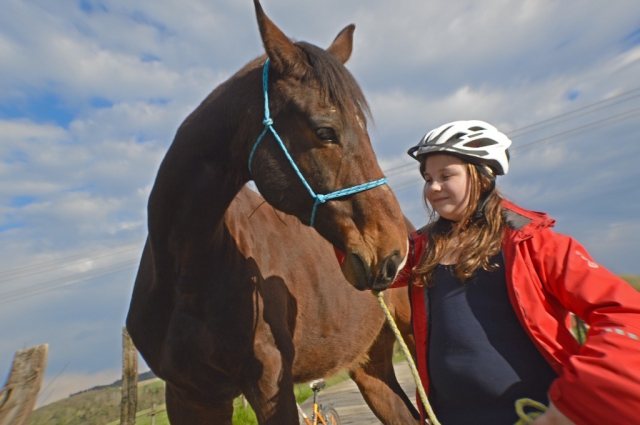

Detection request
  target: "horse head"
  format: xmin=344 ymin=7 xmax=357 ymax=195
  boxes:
xmin=247 ymin=0 xmax=407 ymax=291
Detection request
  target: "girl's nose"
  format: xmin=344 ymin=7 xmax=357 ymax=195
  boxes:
xmin=424 ymin=181 xmax=440 ymax=197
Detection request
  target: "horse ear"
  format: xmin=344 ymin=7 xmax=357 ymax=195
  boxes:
xmin=253 ymin=0 xmax=307 ymax=76
xmin=326 ymin=24 xmax=355 ymax=64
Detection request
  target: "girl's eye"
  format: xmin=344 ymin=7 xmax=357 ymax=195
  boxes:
xmin=316 ymin=127 xmax=337 ymax=143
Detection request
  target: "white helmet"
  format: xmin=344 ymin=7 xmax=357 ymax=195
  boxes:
xmin=407 ymin=120 xmax=512 ymax=175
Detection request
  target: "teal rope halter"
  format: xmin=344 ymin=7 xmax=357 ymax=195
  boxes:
xmin=248 ymin=58 xmax=388 ymax=227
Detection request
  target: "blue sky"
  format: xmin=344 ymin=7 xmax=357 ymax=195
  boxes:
xmin=1 ymin=0 xmax=639 ymax=406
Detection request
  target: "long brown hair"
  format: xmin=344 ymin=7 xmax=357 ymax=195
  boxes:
xmin=413 ymin=158 xmax=505 ymax=287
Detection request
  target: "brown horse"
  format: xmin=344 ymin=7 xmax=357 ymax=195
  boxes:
xmin=126 ymin=1 xmax=419 ymax=424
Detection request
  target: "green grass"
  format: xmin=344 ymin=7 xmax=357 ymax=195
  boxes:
xmin=621 ymin=275 xmax=640 ymax=291
xmin=29 ymin=386 xmax=122 ymax=425
xmin=230 ymin=370 xmax=351 ymax=425
xmin=30 ymin=379 xmax=165 ymax=425
xmin=105 ymin=402 xmax=169 ymax=425
xmin=232 ymin=397 xmax=258 ymax=425
xmin=136 ymin=413 xmax=170 ymax=425
xmin=50 ymin=370 xmax=350 ymax=425
xmin=293 ymin=370 xmax=350 ymax=405
xmin=29 ymin=345 xmax=407 ymax=425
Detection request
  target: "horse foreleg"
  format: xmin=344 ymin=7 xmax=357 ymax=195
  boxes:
xmin=350 ymin=322 xmax=420 ymax=425
xmin=239 ymin=340 xmax=299 ymax=424
xmin=240 ymin=367 xmax=299 ymax=423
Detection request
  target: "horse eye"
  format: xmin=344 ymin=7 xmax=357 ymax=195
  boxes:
xmin=315 ymin=127 xmax=337 ymax=143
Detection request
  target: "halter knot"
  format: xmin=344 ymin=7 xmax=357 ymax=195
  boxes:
xmin=316 ymin=194 xmax=328 ymax=204
xmin=262 ymin=118 xmax=274 ymax=126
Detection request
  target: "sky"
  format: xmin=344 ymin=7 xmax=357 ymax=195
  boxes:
xmin=1 ymin=0 xmax=639 ymax=407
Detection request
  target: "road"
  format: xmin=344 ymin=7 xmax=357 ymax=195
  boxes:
xmin=298 ymin=361 xmax=419 ymax=424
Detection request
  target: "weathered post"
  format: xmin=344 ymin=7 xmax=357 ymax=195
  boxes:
xmin=0 ymin=344 xmax=48 ymax=425
xmin=151 ymin=402 xmax=156 ymax=425
xmin=120 ymin=327 xmax=138 ymax=425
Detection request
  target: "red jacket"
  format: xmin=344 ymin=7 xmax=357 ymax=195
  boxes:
xmin=392 ymin=200 xmax=640 ymax=425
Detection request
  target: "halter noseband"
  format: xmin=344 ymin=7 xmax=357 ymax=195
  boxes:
xmin=248 ymin=58 xmax=388 ymax=227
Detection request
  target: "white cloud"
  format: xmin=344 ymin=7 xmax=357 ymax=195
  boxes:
xmin=0 ymin=119 xmax=66 ymax=141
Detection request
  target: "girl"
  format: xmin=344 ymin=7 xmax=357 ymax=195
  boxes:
xmin=393 ymin=120 xmax=640 ymax=425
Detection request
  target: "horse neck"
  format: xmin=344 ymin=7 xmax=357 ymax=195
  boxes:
xmin=147 ymin=62 xmax=263 ymax=266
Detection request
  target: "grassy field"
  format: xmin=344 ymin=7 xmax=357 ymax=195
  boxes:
xmin=29 ymin=379 xmax=165 ymax=425
xmin=621 ymin=274 xmax=640 ymax=291
xmin=30 ymin=369 xmax=350 ymax=425
xmin=224 ymin=370 xmax=351 ymax=425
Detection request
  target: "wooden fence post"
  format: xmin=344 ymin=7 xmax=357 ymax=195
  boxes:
xmin=0 ymin=344 xmax=48 ymax=425
xmin=120 ymin=327 xmax=138 ymax=425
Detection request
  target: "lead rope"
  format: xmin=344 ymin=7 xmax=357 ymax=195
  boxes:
xmin=374 ymin=291 xmax=547 ymax=425
xmin=514 ymin=398 xmax=547 ymax=424
xmin=373 ymin=291 xmax=440 ymax=425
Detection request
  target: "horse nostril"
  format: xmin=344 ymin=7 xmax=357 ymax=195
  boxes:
xmin=380 ymin=250 xmax=402 ymax=283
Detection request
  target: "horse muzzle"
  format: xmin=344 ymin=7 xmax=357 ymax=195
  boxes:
xmin=338 ymin=249 xmax=403 ymax=291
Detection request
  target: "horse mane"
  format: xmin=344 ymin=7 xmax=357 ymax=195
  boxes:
xmin=295 ymin=42 xmax=372 ymax=123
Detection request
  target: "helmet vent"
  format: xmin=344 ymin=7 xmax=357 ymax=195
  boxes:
xmin=464 ymin=138 xmax=497 ymax=148
xmin=446 ymin=132 xmax=466 ymax=142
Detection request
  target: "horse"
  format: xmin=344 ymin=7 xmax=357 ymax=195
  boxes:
xmin=126 ymin=1 xmax=419 ymax=424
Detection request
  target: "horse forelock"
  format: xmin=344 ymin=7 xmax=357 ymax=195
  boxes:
xmin=295 ymin=42 xmax=371 ymax=124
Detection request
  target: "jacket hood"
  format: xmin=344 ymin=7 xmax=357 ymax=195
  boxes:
xmin=501 ymin=199 xmax=555 ymax=242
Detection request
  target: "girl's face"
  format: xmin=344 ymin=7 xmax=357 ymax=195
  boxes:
xmin=422 ymin=154 xmax=471 ymax=222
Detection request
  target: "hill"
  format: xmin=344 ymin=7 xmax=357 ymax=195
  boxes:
xmin=68 ymin=371 xmax=157 ymax=398
xmin=27 ymin=369 xmax=349 ymax=425
xmin=621 ymin=274 xmax=640 ymax=291
xmin=28 ymin=375 xmax=164 ymax=425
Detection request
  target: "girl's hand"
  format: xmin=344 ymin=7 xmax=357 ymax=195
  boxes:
xmin=531 ymin=402 xmax=575 ymax=425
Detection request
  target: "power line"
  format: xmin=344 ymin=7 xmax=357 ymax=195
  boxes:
xmin=378 ymin=85 xmax=640 ymax=180
xmin=383 ymin=161 xmax=417 ymax=175
xmin=0 ymin=240 xmax=143 ymax=283
xmin=37 ymin=362 xmax=69 ymax=407
xmin=0 ymin=258 xmax=139 ymax=300
xmin=11 ymin=89 xmax=640 ymax=270
xmin=0 ymin=258 xmax=139 ymax=301
xmin=509 ymin=87 xmax=640 ymax=136
xmin=392 ymin=178 xmax=424 ymax=194
xmin=3 ymin=86 xmax=640 ymax=302
xmin=512 ymin=106 xmax=640 ymax=153
xmin=388 ymin=107 xmax=640 ymax=194
xmin=0 ymin=261 xmax=138 ymax=306
xmin=0 ymin=242 xmax=144 ymax=286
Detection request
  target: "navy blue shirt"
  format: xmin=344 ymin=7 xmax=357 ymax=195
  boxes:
xmin=427 ymin=252 xmax=557 ymax=424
